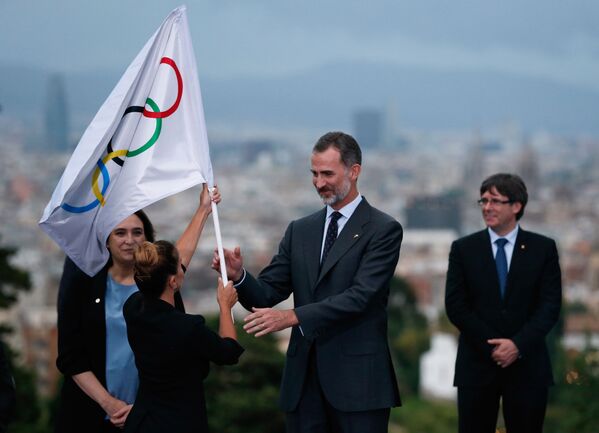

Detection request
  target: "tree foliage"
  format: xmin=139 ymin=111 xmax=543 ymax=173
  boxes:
xmin=0 ymin=239 xmax=31 ymax=336
xmin=203 ymin=315 xmax=286 ymax=433
xmin=387 ymin=276 xmax=430 ymax=396
xmin=545 ymin=347 xmax=599 ymax=433
xmin=0 ymin=238 xmax=46 ymax=433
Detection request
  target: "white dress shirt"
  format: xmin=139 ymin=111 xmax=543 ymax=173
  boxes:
xmin=488 ymin=225 xmax=519 ymax=271
xmin=320 ymin=194 xmax=363 ymax=261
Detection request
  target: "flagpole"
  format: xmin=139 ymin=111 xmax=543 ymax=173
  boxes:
xmin=211 ymin=201 xmax=228 ymax=283
xmin=210 ymin=187 xmax=234 ymax=323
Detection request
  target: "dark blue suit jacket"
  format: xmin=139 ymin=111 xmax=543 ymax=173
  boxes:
xmin=445 ymin=228 xmax=562 ymax=387
xmin=237 ymin=198 xmax=403 ymax=412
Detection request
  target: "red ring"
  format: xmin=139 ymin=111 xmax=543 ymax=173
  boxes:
xmin=143 ymin=57 xmax=183 ymax=119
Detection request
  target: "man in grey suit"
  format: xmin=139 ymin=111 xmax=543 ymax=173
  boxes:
xmin=213 ymin=131 xmax=402 ymax=433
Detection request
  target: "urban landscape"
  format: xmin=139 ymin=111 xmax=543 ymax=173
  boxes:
xmin=1 ymin=2 xmax=598 ymax=432
xmin=1 ymin=88 xmax=598 ymax=431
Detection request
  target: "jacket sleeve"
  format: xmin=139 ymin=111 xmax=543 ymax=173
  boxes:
xmin=294 ymin=219 xmax=402 ymax=340
xmin=445 ymin=240 xmax=501 ymax=358
xmin=236 ymin=222 xmax=295 ymax=310
xmin=56 ymin=257 xmax=94 ymax=376
xmin=188 ymin=316 xmax=244 ymax=366
xmin=512 ymin=240 xmax=562 ymax=357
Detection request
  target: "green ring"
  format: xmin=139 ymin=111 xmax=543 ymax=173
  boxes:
xmin=127 ymin=98 xmax=162 ymax=157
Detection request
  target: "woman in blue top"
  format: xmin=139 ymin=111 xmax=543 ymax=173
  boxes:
xmin=55 ymin=185 xmax=219 ymax=433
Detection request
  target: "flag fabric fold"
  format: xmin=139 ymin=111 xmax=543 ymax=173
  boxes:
xmin=39 ymin=5 xmax=213 ymax=276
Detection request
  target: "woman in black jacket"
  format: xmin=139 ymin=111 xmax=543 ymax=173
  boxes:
xmin=55 ymin=185 xmax=219 ymax=433
xmin=123 ymin=240 xmax=242 ymax=433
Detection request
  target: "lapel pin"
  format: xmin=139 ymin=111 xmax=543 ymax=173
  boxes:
xmin=95 ymin=298 xmax=100 ymax=304
xmin=353 ymin=234 xmax=359 ymax=239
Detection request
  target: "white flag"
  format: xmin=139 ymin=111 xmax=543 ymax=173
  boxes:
xmin=39 ymin=6 xmax=213 ymax=276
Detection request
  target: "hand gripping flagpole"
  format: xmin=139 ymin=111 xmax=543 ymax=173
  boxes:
xmin=209 ymin=186 xmax=233 ymax=323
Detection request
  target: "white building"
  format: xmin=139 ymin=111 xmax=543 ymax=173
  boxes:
xmin=420 ymin=332 xmax=457 ymax=400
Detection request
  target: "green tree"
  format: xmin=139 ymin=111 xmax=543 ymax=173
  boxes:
xmin=546 ymin=347 xmax=599 ymax=433
xmin=203 ymin=315 xmax=286 ymax=433
xmin=387 ymin=276 xmax=430 ymax=396
xmin=0 ymin=241 xmax=30 ymax=336
xmin=0 ymin=237 xmax=48 ymax=433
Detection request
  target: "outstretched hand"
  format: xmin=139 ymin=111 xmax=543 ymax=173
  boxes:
xmin=243 ymin=307 xmax=299 ymax=337
xmin=212 ymin=246 xmax=243 ymax=281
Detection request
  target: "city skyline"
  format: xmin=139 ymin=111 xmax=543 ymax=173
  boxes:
xmin=1 ymin=2 xmax=598 ymax=136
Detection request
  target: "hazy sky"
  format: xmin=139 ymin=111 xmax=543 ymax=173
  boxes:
xmin=1 ymin=0 xmax=598 ymax=92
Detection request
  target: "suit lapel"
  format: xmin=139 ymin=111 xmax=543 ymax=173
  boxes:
xmin=504 ymin=229 xmax=528 ymax=301
xmin=316 ymin=199 xmax=370 ymax=286
xmin=476 ymin=230 xmax=503 ymax=304
xmin=304 ymin=208 xmax=327 ymax=290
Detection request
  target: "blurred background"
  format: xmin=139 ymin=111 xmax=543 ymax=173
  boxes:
xmin=0 ymin=1 xmax=598 ymax=432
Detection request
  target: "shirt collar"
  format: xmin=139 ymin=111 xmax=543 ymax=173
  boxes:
xmin=488 ymin=225 xmax=519 ymax=245
xmin=326 ymin=194 xmax=363 ymax=220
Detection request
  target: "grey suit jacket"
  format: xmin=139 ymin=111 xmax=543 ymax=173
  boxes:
xmin=237 ymin=198 xmax=402 ymax=412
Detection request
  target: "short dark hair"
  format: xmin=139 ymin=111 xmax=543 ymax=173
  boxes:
xmin=480 ymin=173 xmax=528 ymax=220
xmin=134 ymin=240 xmax=179 ymax=298
xmin=312 ymin=131 xmax=362 ymax=168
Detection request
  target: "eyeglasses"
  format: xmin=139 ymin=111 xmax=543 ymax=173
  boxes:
xmin=477 ymin=198 xmax=512 ymax=207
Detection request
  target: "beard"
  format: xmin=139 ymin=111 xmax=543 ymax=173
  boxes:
xmin=318 ymin=176 xmax=351 ymax=206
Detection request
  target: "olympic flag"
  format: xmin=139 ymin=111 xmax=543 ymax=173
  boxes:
xmin=39 ymin=6 xmax=214 ymax=276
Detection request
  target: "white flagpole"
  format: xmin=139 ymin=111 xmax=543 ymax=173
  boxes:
xmin=209 ymin=187 xmax=233 ymax=323
xmin=211 ymin=200 xmax=228 ymax=284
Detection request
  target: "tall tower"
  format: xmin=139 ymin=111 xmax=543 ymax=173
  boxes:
xmin=44 ymin=73 xmax=70 ymax=152
xmin=352 ymin=109 xmax=383 ymax=148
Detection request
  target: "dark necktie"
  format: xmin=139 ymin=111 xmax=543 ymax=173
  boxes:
xmin=321 ymin=211 xmax=342 ymax=265
xmin=495 ymin=238 xmax=508 ymax=298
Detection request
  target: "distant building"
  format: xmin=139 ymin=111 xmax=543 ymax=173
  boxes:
xmin=44 ymin=73 xmax=70 ymax=152
xmin=562 ymin=313 xmax=599 ymax=351
xmin=517 ymin=140 xmax=540 ymax=193
xmin=352 ymin=109 xmax=383 ymax=148
xmin=405 ymin=192 xmax=462 ymax=233
xmin=396 ymin=229 xmax=457 ymax=320
xmin=420 ymin=332 xmax=457 ymax=400
xmin=20 ymin=307 xmax=59 ymax=398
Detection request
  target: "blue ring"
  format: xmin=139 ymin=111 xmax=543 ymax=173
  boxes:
xmin=61 ymin=159 xmax=110 ymax=213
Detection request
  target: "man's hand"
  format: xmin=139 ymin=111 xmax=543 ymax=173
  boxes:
xmin=244 ymin=307 xmax=299 ymax=337
xmin=488 ymin=338 xmax=519 ymax=368
xmin=212 ymin=246 xmax=243 ymax=281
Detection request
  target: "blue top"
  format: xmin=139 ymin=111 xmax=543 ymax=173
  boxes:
xmin=105 ymin=275 xmax=139 ymax=405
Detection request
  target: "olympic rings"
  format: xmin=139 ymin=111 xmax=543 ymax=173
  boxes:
xmin=107 ymin=98 xmax=162 ymax=165
xmin=62 ymin=57 xmax=182 ymax=213
xmin=127 ymin=99 xmax=162 ymax=157
xmin=142 ymin=57 xmax=183 ymax=119
xmin=61 ymin=159 xmax=110 ymax=213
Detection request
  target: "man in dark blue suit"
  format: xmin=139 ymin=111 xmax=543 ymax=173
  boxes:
xmin=445 ymin=173 xmax=562 ymax=433
xmin=214 ymin=132 xmax=402 ymax=433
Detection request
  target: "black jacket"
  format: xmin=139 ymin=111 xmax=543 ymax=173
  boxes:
xmin=445 ymin=228 xmax=562 ymax=387
xmin=55 ymin=257 xmax=185 ymax=433
xmin=123 ymin=292 xmax=243 ymax=433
